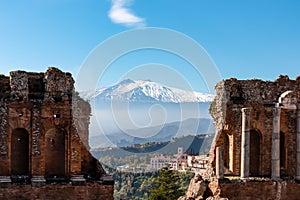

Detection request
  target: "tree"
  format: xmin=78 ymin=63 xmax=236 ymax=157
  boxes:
xmin=149 ymin=167 xmax=184 ymax=200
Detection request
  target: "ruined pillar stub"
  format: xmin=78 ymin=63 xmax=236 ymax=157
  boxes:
xmin=272 ymin=105 xmax=281 ymax=181
xmin=241 ymin=108 xmax=250 ymax=179
xmin=216 ymin=146 xmax=224 ymax=179
xmin=296 ymin=104 xmax=300 ymax=180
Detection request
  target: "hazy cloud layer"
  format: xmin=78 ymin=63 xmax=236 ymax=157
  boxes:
xmin=108 ymin=0 xmax=146 ymax=28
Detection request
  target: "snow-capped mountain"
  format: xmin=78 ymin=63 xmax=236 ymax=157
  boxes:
xmin=80 ymin=79 xmax=214 ymax=103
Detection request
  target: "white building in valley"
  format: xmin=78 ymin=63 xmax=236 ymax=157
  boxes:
xmin=150 ymin=154 xmax=172 ymax=170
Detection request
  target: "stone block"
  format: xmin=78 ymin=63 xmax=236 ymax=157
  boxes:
xmin=31 ymin=176 xmax=46 ymax=187
xmin=0 ymin=176 xmax=11 ymax=188
xmin=71 ymin=175 xmax=86 ymax=186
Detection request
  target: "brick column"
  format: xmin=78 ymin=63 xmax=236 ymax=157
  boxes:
xmin=272 ymin=104 xmax=281 ymax=181
xmin=69 ymin=128 xmax=86 ymax=186
xmin=296 ymin=104 xmax=300 ymax=180
xmin=70 ymin=99 xmax=86 ymax=186
xmin=216 ymin=146 xmax=224 ymax=179
xmin=0 ymin=102 xmax=10 ymax=187
xmin=241 ymin=108 xmax=250 ymax=179
xmin=31 ymin=104 xmax=46 ymax=186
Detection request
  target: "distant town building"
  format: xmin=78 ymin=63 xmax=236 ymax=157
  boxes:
xmin=178 ymin=146 xmax=184 ymax=155
xmin=187 ymin=155 xmax=209 ymax=171
xmin=148 ymin=147 xmax=210 ymax=172
xmin=150 ymin=154 xmax=173 ymax=170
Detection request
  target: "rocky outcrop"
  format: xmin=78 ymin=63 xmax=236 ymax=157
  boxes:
xmin=180 ymin=174 xmax=230 ymax=200
xmin=185 ymin=174 xmax=207 ymax=200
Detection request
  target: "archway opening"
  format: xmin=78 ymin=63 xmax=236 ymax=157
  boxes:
xmin=219 ymin=132 xmax=229 ymax=172
xmin=11 ymin=128 xmax=29 ymax=176
xmin=250 ymin=130 xmax=261 ymax=176
xmin=45 ymin=127 xmax=66 ymax=178
xmin=280 ymin=131 xmax=286 ymax=169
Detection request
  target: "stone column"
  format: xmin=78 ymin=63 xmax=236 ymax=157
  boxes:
xmin=272 ymin=104 xmax=281 ymax=181
xmin=296 ymin=104 xmax=300 ymax=180
xmin=216 ymin=146 xmax=224 ymax=179
xmin=241 ymin=108 xmax=250 ymax=179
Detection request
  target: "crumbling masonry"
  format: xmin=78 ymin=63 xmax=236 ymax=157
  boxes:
xmin=0 ymin=68 xmax=113 ymax=199
xmin=211 ymin=75 xmax=300 ymax=179
xmin=184 ymin=75 xmax=300 ymax=200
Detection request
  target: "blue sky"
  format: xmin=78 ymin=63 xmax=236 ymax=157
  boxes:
xmin=0 ymin=0 xmax=299 ymax=93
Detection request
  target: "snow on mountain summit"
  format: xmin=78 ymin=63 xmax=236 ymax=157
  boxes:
xmin=80 ymin=79 xmax=214 ymax=103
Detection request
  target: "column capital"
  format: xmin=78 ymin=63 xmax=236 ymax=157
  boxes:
xmin=241 ymin=108 xmax=250 ymax=115
xmin=273 ymin=106 xmax=281 ymax=116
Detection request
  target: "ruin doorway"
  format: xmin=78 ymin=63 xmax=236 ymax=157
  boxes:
xmin=218 ymin=132 xmax=230 ymax=171
xmin=11 ymin=128 xmax=29 ymax=175
xmin=250 ymin=130 xmax=261 ymax=176
xmin=223 ymin=134 xmax=229 ymax=170
xmin=45 ymin=128 xmax=66 ymax=178
xmin=280 ymin=131 xmax=286 ymax=169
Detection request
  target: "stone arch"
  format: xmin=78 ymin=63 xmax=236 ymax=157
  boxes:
xmin=11 ymin=128 xmax=29 ymax=176
xmin=250 ymin=129 xmax=261 ymax=176
xmin=45 ymin=127 xmax=66 ymax=178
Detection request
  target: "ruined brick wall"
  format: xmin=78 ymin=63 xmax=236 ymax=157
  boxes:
xmin=209 ymin=76 xmax=300 ymax=178
xmin=208 ymin=179 xmax=300 ymax=200
xmin=0 ymin=183 xmax=114 ymax=200
xmin=0 ymin=68 xmax=113 ymax=199
xmin=182 ymin=76 xmax=300 ymax=200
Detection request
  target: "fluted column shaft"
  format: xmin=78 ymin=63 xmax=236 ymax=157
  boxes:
xmin=241 ymin=108 xmax=250 ymax=179
xmin=272 ymin=104 xmax=281 ymax=181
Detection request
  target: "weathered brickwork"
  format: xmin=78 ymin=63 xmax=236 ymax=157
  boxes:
xmin=0 ymin=183 xmax=114 ymax=200
xmin=208 ymin=179 xmax=300 ymax=200
xmin=183 ymin=76 xmax=300 ymax=200
xmin=0 ymin=68 xmax=113 ymax=199
xmin=210 ymin=76 xmax=300 ymax=178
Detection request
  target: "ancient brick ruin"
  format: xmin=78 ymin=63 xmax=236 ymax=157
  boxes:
xmin=184 ymin=75 xmax=300 ymax=200
xmin=0 ymin=68 xmax=113 ymax=199
xmin=211 ymin=75 xmax=300 ymax=179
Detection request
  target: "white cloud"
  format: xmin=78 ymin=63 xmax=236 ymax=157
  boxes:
xmin=108 ymin=0 xmax=146 ymax=28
